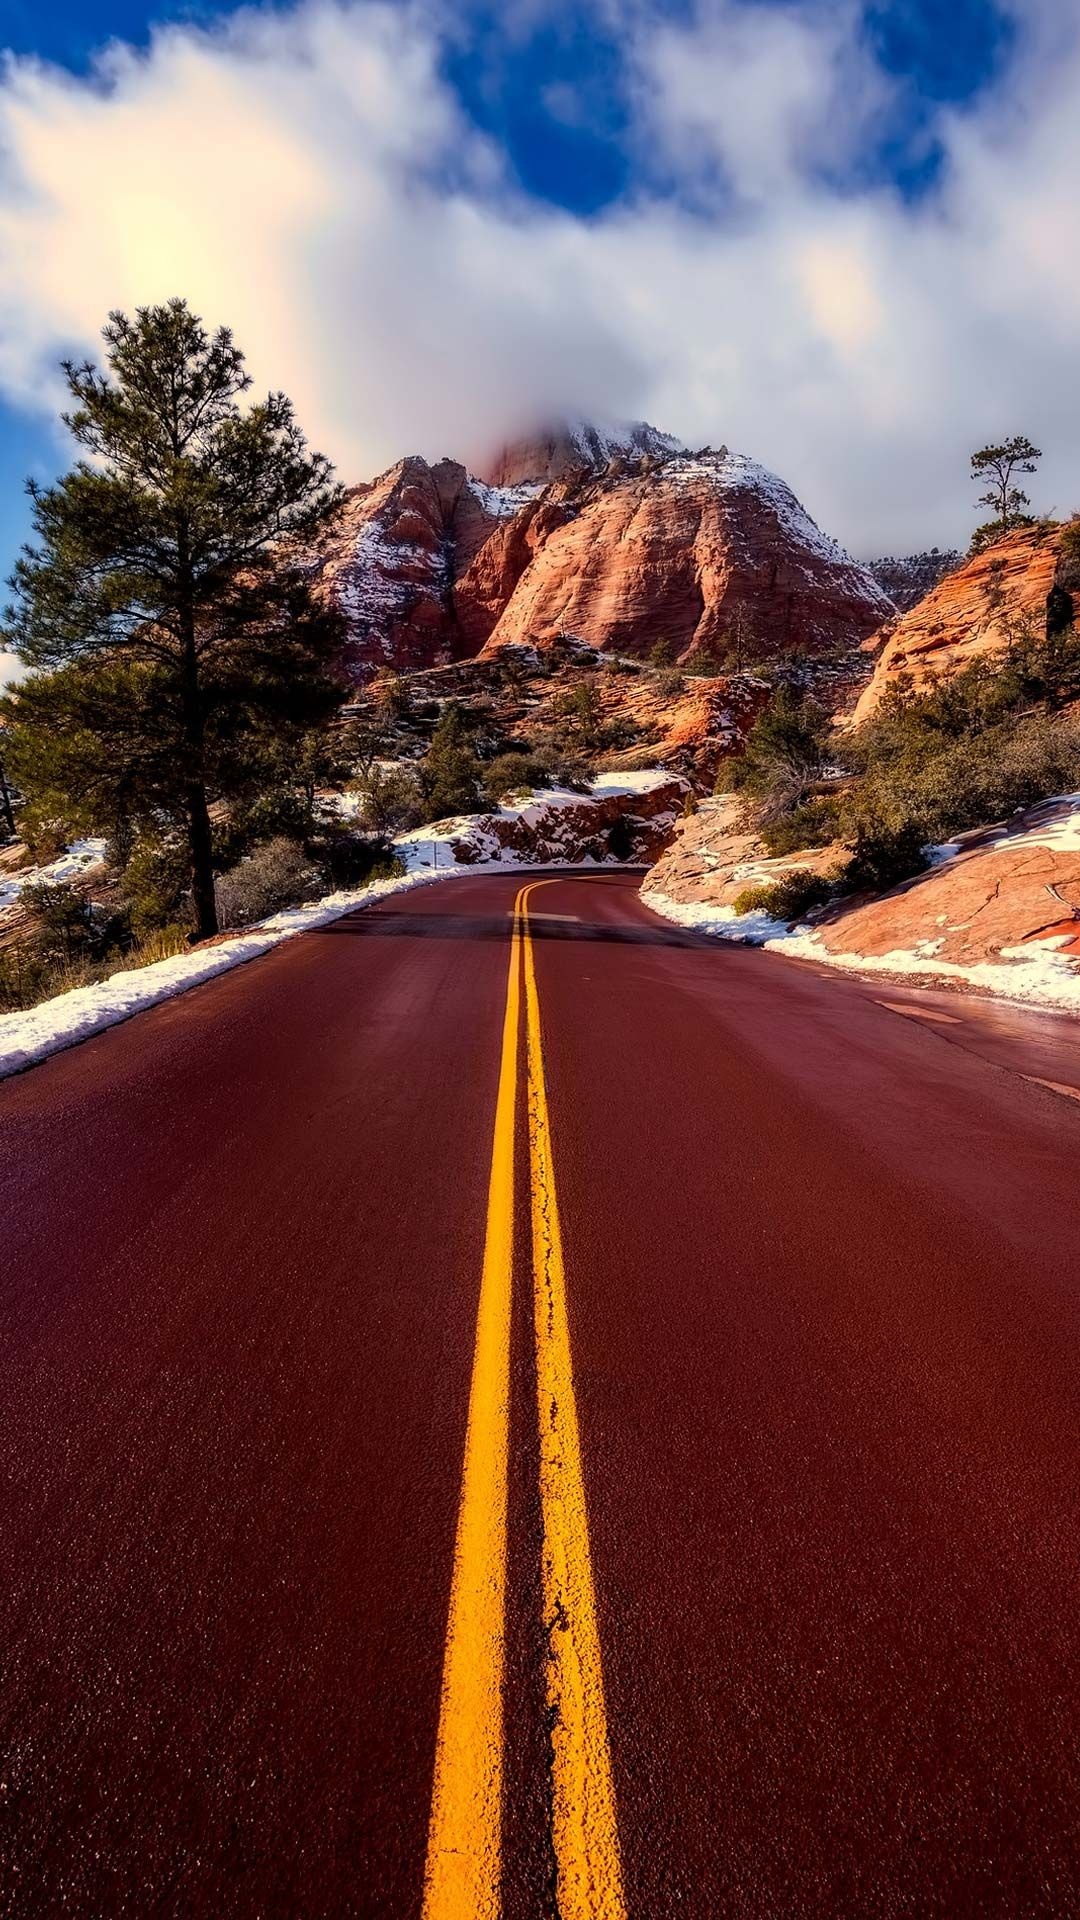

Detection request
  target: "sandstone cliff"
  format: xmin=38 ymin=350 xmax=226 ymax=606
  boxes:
xmin=478 ymin=451 xmax=892 ymax=663
xmin=853 ymin=525 xmax=1079 ymax=723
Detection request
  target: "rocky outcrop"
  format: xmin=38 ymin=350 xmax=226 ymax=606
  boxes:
xmin=853 ymin=525 xmax=1079 ymax=723
xmin=484 ymin=419 xmax=684 ymax=488
xmin=866 ymin=550 xmax=962 ymax=613
xmin=811 ymin=796 xmax=1080 ymax=967
xmin=441 ymin=773 xmax=687 ymax=868
xmin=643 ymin=795 xmax=845 ymax=909
xmin=479 ymin=452 xmax=892 ymax=664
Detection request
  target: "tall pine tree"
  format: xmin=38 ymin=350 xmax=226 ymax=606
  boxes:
xmin=2 ymin=300 xmax=344 ymax=937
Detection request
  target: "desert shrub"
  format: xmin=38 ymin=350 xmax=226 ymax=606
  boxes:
xmin=532 ymin=744 xmax=595 ymax=792
xmin=733 ymin=868 xmax=837 ymax=922
xmin=1054 ymin=519 xmax=1080 ymax=595
xmin=725 ymin=689 xmax=831 ymax=823
xmin=313 ymin=829 xmax=404 ymax=891
xmin=760 ymin=795 xmax=843 ymax=855
xmin=654 ymin=667 xmax=685 ymax=699
xmin=215 ymin=837 xmax=317 ymax=928
xmin=352 ymin=764 xmax=424 ymax=834
xmin=482 ymin=752 xmax=552 ymax=806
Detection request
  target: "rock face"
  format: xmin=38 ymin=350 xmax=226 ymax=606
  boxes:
xmin=484 ymin=419 xmax=684 ymax=489
xmin=479 ymin=451 xmax=892 ymax=663
xmin=853 ymin=525 xmax=1079 ymax=723
xmin=439 ymin=773 xmax=687 ymax=868
xmin=866 ymin=550 xmax=962 ymax=613
xmin=300 ymin=426 xmax=892 ymax=679
xmin=299 ymin=458 xmax=540 ymax=675
xmin=643 ymin=795 xmax=845 ymax=908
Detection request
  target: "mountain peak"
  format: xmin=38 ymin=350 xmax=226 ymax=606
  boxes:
xmin=484 ymin=418 xmax=685 ymax=488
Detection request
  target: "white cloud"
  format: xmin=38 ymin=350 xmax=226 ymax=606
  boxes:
xmin=0 ymin=0 xmax=1078 ymax=560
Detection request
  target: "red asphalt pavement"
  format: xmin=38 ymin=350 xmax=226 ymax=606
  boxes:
xmin=2 ymin=869 xmax=1080 ymax=1915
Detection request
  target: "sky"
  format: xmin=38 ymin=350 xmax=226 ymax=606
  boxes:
xmin=1 ymin=0 xmax=1078 ymax=685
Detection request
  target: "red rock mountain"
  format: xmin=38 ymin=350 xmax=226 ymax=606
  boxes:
xmin=852 ymin=523 xmax=1080 ymax=722
xmin=300 ymin=425 xmax=893 ymax=678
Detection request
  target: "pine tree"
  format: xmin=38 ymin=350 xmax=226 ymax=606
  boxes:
xmin=970 ymin=436 xmax=1042 ymax=543
xmin=1 ymin=300 xmax=344 ymax=937
xmin=420 ymin=703 xmax=482 ymax=820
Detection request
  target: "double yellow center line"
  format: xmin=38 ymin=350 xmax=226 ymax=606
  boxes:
xmin=422 ymin=881 xmax=626 ymax=1920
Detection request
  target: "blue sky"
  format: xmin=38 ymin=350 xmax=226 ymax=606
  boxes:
xmin=0 ymin=0 xmax=1073 ymax=651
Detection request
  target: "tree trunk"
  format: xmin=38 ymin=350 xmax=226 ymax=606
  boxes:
xmin=177 ymin=546 xmax=218 ymax=940
xmin=0 ymin=757 xmax=16 ymax=838
xmin=186 ymin=779 xmax=218 ymax=941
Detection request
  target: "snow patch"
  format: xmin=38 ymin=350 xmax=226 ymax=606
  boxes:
xmin=467 ymin=477 xmax=543 ymax=519
xmin=0 ymin=839 xmax=108 ymax=913
xmin=642 ymin=887 xmax=1080 ymax=1014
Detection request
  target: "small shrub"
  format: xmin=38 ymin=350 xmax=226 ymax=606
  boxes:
xmin=654 ymin=667 xmax=685 ymax=699
xmin=215 ymin=837 xmax=317 ymax=928
xmin=760 ymin=795 xmax=842 ymax=855
xmin=733 ymin=869 xmax=837 ymax=922
xmin=314 ymin=830 xmax=403 ymax=892
xmin=351 ymin=764 xmax=424 ymax=834
xmin=120 ymin=834 xmax=191 ymax=935
xmin=482 ymin=752 xmax=551 ymax=806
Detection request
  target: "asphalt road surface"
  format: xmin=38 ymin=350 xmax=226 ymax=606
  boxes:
xmin=3 ymin=870 xmax=1080 ymax=1917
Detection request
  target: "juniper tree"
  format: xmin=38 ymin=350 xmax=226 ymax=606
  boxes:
xmin=1 ymin=300 xmax=344 ymax=937
xmin=970 ymin=436 xmax=1042 ymax=542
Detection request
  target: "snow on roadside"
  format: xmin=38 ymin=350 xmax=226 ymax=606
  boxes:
xmin=640 ymin=888 xmax=1080 ymax=1014
xmin=0 ymin=775 xmax=672 ymax=1079
xmin=0 ymin=866 xmax=447 ymax=1080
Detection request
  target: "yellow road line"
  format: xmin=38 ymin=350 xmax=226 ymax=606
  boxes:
xmin=422 ymin=885 xmax=526 ymax=1920
xmin=521 ymin=881 xmax=627 ymax=1920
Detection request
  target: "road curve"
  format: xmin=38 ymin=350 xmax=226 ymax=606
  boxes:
xmin=2 ymin=869 xmax=1080 ymax=1916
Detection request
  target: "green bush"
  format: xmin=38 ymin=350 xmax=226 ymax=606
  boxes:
xmin=314 ymin=830 xmax=404 ymax=892
xmin=481 ymin=752 xmax=552 ymax=806
xmin=351 ymin=764 xmax=423 ymax=834
xmin=420 ymin=703 xmax=483 ymax=820
xmin=653 ymin=667 xmax=685 ymax=699
xmin=726 ymin=688 xmax=831 ymax=822
xmin=733 ymin=869 xmax=837 ymax=922
xmin=119 ymin=834 xmax=191 ymax=935
xmin=760 ymin=795 xmax=842 ymax=855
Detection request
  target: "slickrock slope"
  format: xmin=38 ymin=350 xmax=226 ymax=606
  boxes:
xmin=811 ymin=796 xmax=1080 ymax=968
xmin=644 ymin=795 xmax=845 ymax=907
xmin=480 ymin=451 xmax=892 ymax=663
xmin=854 ymin=525 xmax=1079 ymax=722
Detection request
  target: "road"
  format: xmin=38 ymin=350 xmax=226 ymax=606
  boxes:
xmin=2 ymin=869 xmax=1080 ymax=1917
